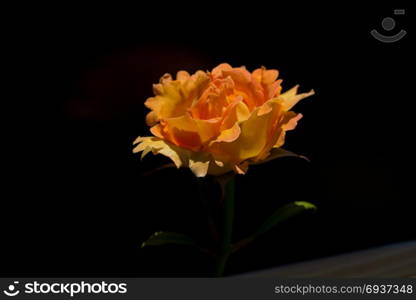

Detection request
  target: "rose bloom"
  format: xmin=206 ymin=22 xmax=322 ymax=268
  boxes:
xmin=133 ymin=63 xmax=314 ymax=177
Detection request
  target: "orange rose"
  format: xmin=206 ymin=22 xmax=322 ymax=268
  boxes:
xmin=133 ymin=63 xmax=314 ymax=177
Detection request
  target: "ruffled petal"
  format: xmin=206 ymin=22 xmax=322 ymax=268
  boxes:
xmin=273 ymin=112 xmax=303 ymax=148
xmin=214 ymin=123 xmax=241 ymax=143
xmin=133 ymin=136 xmax=186 ymax=168
xmin=189 ymin=76 xmax=234 ymax=120
xmin=221 ymin=67 xmax=263 ymax=110
xmin=161 ymin=114 xmax=202 ymax=151
xmin=207 ymin=99 xmax=249 ymax=146
xmin=211 ymin=63 xmax=233 ymax=76
xmin=145 ymin=71 xmax=210 ymax=124
xmin=189 ymin=153 xmax=211 ymax=177
xmin=193 ymin=117 xmax=222 ymax=144
xmin=209 ymin=100 xmax=283 ymax=163
xmin=276 ymin=85 xmax=315 ymax=111
xmin=219 ymin=98 xmax=250 ymax=130
xmin=133 ymin=136 xmax=234 ymax=177
xmin=252 ymin=67 xmax=282 ymax=100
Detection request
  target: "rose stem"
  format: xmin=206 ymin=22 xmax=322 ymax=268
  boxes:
xmin=215 ymin=177 xmax=235 ymax=277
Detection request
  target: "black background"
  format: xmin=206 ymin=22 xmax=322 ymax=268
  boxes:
xmin=3 ymin=3 xmax=413 ymax=277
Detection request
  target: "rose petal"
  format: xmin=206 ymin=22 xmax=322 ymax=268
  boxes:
xmin=145 ymin=71 xmax=210 ymax=121
xmin=209 ymin=101 xmax=282 ymax=162
xmin=133 ymin=137 xmax=185 ymax=168
xmin=277 ymin=85 xmax=315 ymax=111
xmin=214 ymin=123 xmax=241 ymax=143
xmin=189 ymin=157 xmax=210 ymax=177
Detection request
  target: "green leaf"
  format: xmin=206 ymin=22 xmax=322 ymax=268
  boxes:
xmin=232 ymin=201 xmax=316 ymax=253
xmin=141 ymin=231 xmax=197 ymax=248
xmin=255 ymin=201 xmax=316 ymax=237
xmin=254 ymin=148 xmax=310 ymax=165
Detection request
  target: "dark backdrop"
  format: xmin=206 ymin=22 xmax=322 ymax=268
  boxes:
xmin=3 ymin=3 xmax=413 ymax=276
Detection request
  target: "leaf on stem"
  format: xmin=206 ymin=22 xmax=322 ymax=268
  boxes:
xmin=232 ymin=201 xmax=316 ymax=253
xmin=141 ymin=231 xmax=197 ymax=248
xmin=255 ymin=148 xmax=310 ymax=165
xmin=256 ymin=201 xmax=316 ymax=236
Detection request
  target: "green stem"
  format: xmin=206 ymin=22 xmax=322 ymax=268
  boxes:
xmin=215 ymin=177 xmax=235 ymax=277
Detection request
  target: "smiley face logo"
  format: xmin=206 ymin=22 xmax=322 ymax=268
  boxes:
xmin=371 ymin=9 xmax=407 ymax=43
xmin=3 ymin=281 xmax=20 ymax=297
